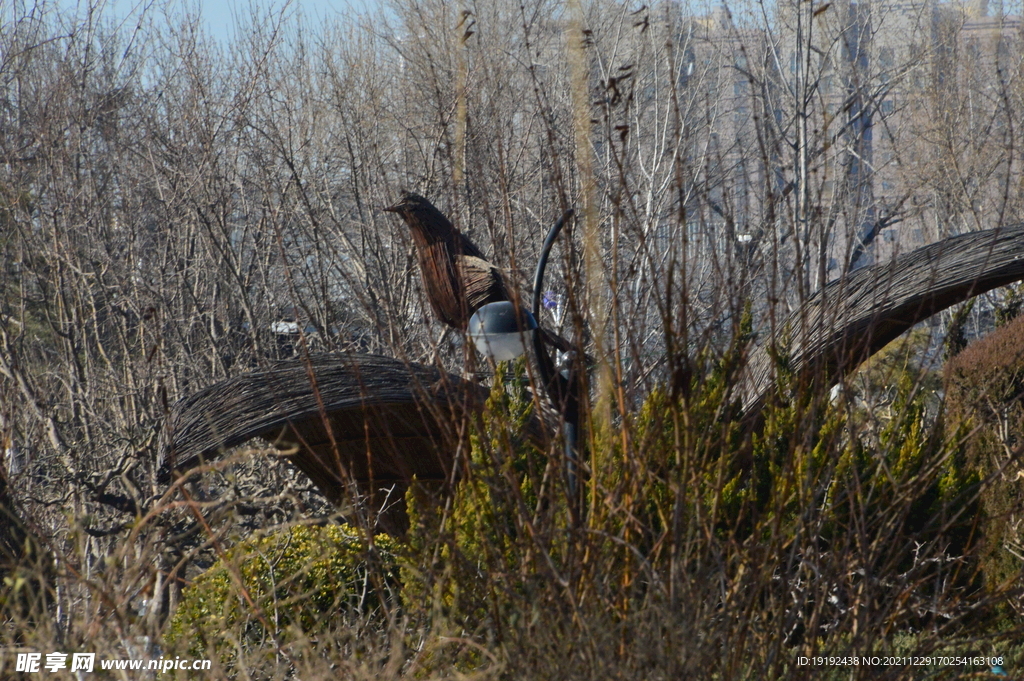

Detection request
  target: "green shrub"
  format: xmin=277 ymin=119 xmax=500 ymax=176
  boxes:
xmin=401 ymin=358 xmax=553 ymax=674
xmin=401 ymin=331 xmax=995 ymax=677
xmin=165 ymin=523 xmax=400 ymax=669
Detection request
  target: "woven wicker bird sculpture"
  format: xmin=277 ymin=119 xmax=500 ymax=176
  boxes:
xmin=386 ymin=193 xmax=574 ymax=356
xmin=385 ymin=193 xmax=512 ymax=330
xmin=156 ymin=353 xmax=549 ymax=534
xmin=156 ymin=197 xmax=562 ymax=535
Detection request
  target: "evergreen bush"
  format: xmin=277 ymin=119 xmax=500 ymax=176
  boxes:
xmin=166 ymin=523 xmax=400 ymax=670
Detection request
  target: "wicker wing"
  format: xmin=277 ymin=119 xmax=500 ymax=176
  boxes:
xmin=458 ymin=254 xmax=511 ymax=315
xmin=158 ymin=354 xmax=490 ymax=507
xmin=740 ymin=225 xmax=1024 ymax=416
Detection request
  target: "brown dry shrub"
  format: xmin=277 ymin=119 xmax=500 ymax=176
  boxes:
xmin=946 ymin=314 xmax=1024 ymax=602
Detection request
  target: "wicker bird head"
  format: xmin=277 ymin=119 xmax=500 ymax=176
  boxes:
xmin=384 ymin=193 xmax=452 ymax=239
xmin=383 ymin=193 xmax=504 ymax=329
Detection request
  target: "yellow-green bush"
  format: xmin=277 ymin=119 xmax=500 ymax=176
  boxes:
xmin=166 ymin=523 xmax=399 ymax=668
xmin=161 ymin=336 xmax=1016 ymax=679
xmin=401 ymin=358 xmax=555 ymax=673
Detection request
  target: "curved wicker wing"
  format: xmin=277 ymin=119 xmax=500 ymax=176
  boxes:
xmin=157 ymin=354 xmax=491 ymax=514
xmin=740 ymin=225 xmax=1024 ymax=416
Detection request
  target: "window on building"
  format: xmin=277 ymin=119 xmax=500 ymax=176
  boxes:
xmin=878 ymin=47 xmax=894 ymax=84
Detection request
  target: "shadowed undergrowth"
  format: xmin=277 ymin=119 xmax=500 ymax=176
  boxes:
xmin=114 ymin=347 xmax=1022 ymax=680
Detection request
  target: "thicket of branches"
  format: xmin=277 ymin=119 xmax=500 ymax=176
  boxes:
xmin=2 ymin=0 xmax=1024 ymax=678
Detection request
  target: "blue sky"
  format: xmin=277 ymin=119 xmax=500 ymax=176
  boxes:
xmin=58 ymin=0 xmax=380 ymax=43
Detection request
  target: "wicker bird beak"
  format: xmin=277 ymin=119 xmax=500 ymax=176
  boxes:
xmin=383 ymin=194 xmax=416 ymax=213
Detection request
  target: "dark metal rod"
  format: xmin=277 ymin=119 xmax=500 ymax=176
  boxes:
xmin=530 ymin=209 xmax=580 ymax=516
xmin=532 ymin=210 xmax=574 ymax=330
